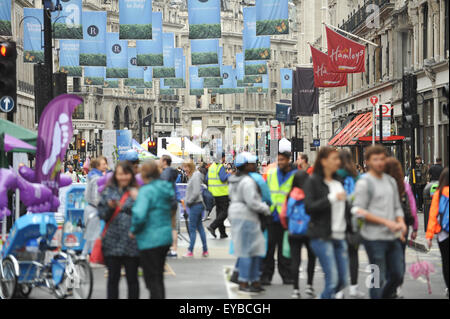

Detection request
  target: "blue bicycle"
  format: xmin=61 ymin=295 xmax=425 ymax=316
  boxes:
xmin=0 ymin=213 xmax=93 ymax=299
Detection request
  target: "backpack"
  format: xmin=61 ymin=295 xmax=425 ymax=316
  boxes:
xmin=438 ymin=193 xmax=449 ymax=233
xmin=286 ymin=197 xmax=310 ymax=235
xmin=400 ymin=194 xmax=414 ymax=226
xmin=201 ymin=185 xmax=215 ymax=212
xmin=179 ymin=171 xmax=188 ymax=184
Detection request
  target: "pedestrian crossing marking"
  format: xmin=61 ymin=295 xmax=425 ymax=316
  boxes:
xmin=164 ymin=263 xmax=176 ymax=276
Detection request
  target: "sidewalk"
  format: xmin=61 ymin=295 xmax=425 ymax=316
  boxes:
xmin=409 ymin=211 xmax=428 ymax=253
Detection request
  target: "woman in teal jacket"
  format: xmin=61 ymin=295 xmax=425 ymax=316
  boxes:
xmin=130 ymin=159 xmax=175 ymax=299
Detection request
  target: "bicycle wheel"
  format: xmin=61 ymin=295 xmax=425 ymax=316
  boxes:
xmin=72 ymin=260 xmax=93 ymax=299
xmin=0 ymin=258 xmax=18 ymax=299
xmin=18 ymin=284 xmax=33 ymax=298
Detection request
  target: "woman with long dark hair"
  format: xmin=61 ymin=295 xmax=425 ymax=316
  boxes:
xmin=384 ymin=157 xmax=418 ymax=298
xmin=303 ymin=147 xmax=353 ymax=299
xmin=335 ymin=150 xmax=365 ymax=299
xmin=280 ymin=170 xmax=316 ymax=298
xmin=98 ymin=161 xmax=140 ymax=299
xmin=426 ymin=167 xmax=449 ymax=297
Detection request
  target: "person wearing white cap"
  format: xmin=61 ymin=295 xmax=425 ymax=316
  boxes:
xmin=228 ymin=152 xmax=271 ymax=295
xmin=261 ymin=139 xmax=296 ymax=285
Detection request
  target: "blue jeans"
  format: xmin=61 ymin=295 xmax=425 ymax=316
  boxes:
xmin=238 ymin=257 xmax=261 ymax=283
xmin=363 ymin=239 xmax=404 ymax=299
xmin=310 ymin=238 xmax=349 ymax=299
xmin=188 ymin=203 xmax=208 ymax=253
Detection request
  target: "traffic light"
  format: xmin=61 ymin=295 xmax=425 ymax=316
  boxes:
xmin=161 ymin=138 xmax=167 ymax=149
xmin=148 ymin=140 xmax=157 ymax=155
xmin=0 ymin=41 xmax=17 ymax=115
xmin=402 ymin=74 xmax=419 ymax=128
xmin=80 ymin=139 xmax=86 ymax=152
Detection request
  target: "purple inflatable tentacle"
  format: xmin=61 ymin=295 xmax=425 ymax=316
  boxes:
xmin=18 ymin=165 xmax=36 ymax=182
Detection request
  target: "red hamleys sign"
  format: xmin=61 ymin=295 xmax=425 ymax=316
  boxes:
xmin=326 ymin=26 xmax=366 ymax=73
xmin=310 ymin=45 xmax=347 ymax=88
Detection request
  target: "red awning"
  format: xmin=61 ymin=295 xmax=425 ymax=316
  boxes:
xmin=329 ymin=112 xmax=373 ymax=146
xmin=358 ymin=135 xmax=405 ymax=142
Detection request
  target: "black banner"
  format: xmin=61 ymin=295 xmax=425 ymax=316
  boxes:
xmin=292 ymin=67 xmax=319 ymax=116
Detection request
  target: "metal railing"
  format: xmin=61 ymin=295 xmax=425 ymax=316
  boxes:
xmin=209 ymin=104 xmax=223 ymax=111
xmin=340 ymin=0 xmax=392 ymax=33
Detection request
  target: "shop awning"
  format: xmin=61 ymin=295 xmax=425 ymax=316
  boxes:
xmin=328 ymin=112 xmax=373 ymax=146
xmin=358 ymin=135 xmax=405 ymax=143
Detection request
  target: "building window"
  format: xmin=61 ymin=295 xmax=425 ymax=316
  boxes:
xmin=160 ymin=107 xmax=163 ymax=123
xmin=165 ymin=108 xmax=168 ymax=123
xmin=73 ymin=103 xmax=85 ymax=120
xmin=423 ymin=3 xmax=428 ymax=60
xmin=445 ymin=0 xmax=449 ymax=54
xmin=170 ymin=108 xmax=173 ymax=123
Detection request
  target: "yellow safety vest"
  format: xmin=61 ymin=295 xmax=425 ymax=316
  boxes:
xmin=208 ymin=163 xmax=229 ymax=197
xmin=267 ymin=167 xmax=295 ymax=214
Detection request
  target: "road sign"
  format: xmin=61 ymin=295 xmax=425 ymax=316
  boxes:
xmin=313 ymin=139 xmax=320 ymax=147
xmin=0 ymin=96 xmax=14 ymax=112
xmin=375 ymin=104 xmax=393 ymax=138
xmin=370 ymin=96 xmax=379 ymax=106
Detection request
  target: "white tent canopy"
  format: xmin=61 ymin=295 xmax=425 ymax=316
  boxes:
xmin=157 ymin=148 xmax=184 ymax=164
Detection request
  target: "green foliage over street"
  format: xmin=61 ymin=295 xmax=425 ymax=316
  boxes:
xmin=256 ymin=19 xmax=289 ymax=36
xmin=80 ymin=53 xmax=106 ymax=66
xmin=60 ymin=66 xmax=82 ymax=77
xmin=119 ymin=24 xmax=152 ymax=40
xmin=191 ymin=52 xmax=218 ymax=65
xmin=106 ymin=68 xmax=128 ymax=78
xmin=53 ymin=23 xmax=83 ymax=39
xmin=153 ymin=67 xmax=176 ymax=78
xmin=198 ymin=66 xmax=220 ymax=77
xmin=244 ymin=64 xmax=267 ymax=75
xmin=0 ymin=20 xmax=12 ymax=36
xmin=23 ymin=50 xmax=44 ymax=63
xmin=137 ymin=54 xmax=164 ymax=66
xmin=189 ymin=24 xmax=221 ymax=39
xmin=84 ymin=76 xmax=104 ymax=86
xmin=244 ymin=48 xmax=271 ymax=61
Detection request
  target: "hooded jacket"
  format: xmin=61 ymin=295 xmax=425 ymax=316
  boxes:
xmin=426 ymin=186 xmax=449 ymax=239
xmin=131 ymin=179 xmax=175 ymax=250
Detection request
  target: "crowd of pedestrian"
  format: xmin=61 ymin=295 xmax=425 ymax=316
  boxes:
xmin=74 ymin=142 xmax=448 ymax=300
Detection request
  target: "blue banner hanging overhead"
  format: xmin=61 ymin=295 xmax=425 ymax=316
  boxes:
xmin=188 ymin=0 xmax=221 ymax=39
xmin=119 ymin=0 xmax=152 ymax=39
xmin=104 ymin=78 xmax=119 ymax=88
xmin=243 ymin=7 xmax=271 ymax=61
xmin=191 ymin=39 xmax=219 ymax=65
xmin=144 ymin=67 xmax=153 ymax=88
xmin=80 ymin=11 xmax=107 ymax=66
xmin=52 ymin=0 xmax=83 ymax=39
xmin=136 ymin=11 xmax=162 ymax=66
xmin=84 ymin=66 xmax=105 ymax=86
xmin=280 ymin=68 xmax=292 ymax=94
xmin=106 ymin=32 xmax=128 ymax=78
xmin=165 ymin=48 xmax=186 ymax=88
xmin=59 ymin=40 xmax=81 ymax=77
xmin=189 ymin=66 xmax=204 ymax=96
xmin=256 ymin=0 xmax=289 ymax=36
xmin=23 ymin=8 xmax=44 ymax=63
xmin=160 ymin=79 xmax=175 ymax=95
xmin=125 ymin=47 xmax=145 ymax=87
xmin=0 ymin=0 xmax=11 ymax=36
xmin=245 ymin=60 xmax=268 ymax=76
xmin=153 ymin=32 xmax=175 ymax=78
xmin=248 ymin=74 xmax=269 ymax=94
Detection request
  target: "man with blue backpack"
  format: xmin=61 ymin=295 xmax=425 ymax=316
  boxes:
xmin=280 ymin=170 xmax=316 ymax=299
xmin=426 ymin=167 xmax=449 ymax=297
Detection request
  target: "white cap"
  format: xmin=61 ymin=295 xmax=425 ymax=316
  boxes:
xmin=278 ymin=138 xmax=291 ymax=154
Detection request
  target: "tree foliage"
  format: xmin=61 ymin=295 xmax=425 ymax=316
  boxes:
xmin=80 ymin=54 xmax=106 ymax=66
xmin=189 ymin=24 xmax=221 ymax=39
xmin=191 ymin=52 xmax=218 ymax=65
xmin=137 ymin=54 xmax=163 ymax=66
xmin=119 ymin=24 xmax=152 ymax=40
xmin=53 ymin=23 xmax=82 ymax=39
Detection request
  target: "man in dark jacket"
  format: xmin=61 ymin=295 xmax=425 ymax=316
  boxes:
xmin=411 ymin=155 xmax=428 ymax=212
xmin=160 ymin=155 xmax=180 ymax=258
xmin=428 ymin=158 xmax=443 ymax=182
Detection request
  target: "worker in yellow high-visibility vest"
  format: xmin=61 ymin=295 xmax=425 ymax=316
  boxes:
xmin=261 ymin=139 xmax=297 ymax=286
xmin=206 ymin=152 xmax=231 ymax=239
